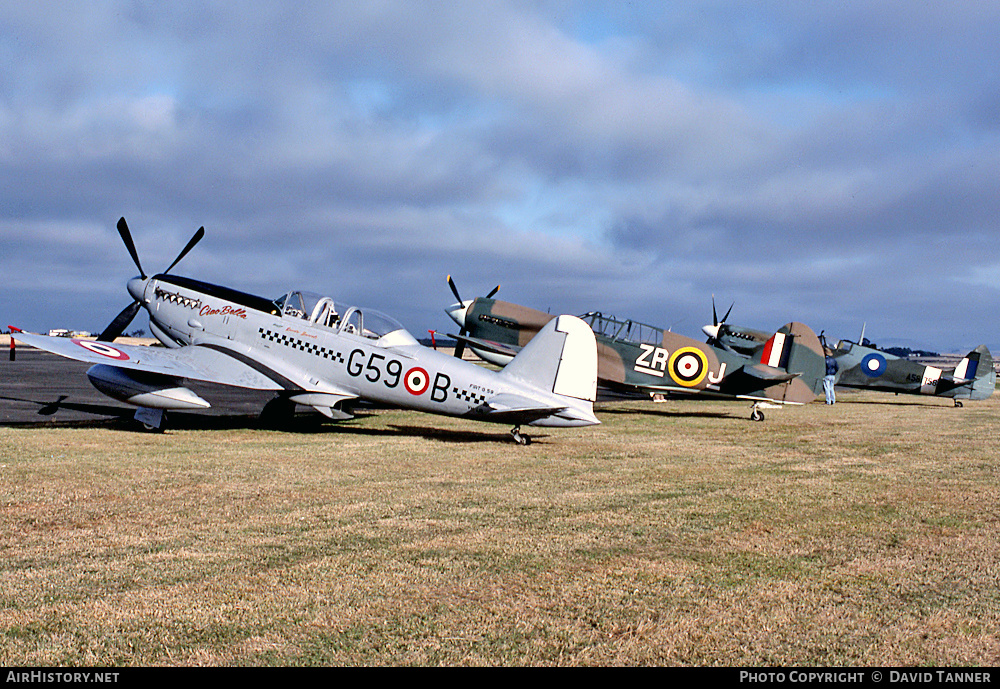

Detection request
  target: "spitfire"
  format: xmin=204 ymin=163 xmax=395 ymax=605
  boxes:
xmin=702 ymin=310 xmax=996 ymax=406
xmin=9 ymin=218 xmax=599 ymax=444
xmin=444 ymin=278 xmax=826 ymax=421
xmin=827 ymin=338 xmax=994 ymax=405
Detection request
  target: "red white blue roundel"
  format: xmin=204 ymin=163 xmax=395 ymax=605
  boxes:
xmin=861 ymin=352 xmax=886 ymax=377
xmin=73 ymin=339 xmax=130 ymax=361
xmin=404 ymin=367 xmax=430 ymax=395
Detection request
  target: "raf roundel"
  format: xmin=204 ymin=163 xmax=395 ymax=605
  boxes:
xmin=861 ymin=352 xmax=887 ymax=378
xmin=73 ymin=339 xmax=130 ymax=361
xmin=668 ymin=347 xmax=708 ymax=387
xmin=404 ymin=367 xmax=430 ymax=395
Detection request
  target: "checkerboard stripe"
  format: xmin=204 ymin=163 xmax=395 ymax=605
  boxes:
xmin=260 ymin=328 xmax=345 ymax=363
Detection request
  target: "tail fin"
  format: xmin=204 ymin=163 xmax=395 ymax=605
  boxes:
xmin=956 ymin=345 xmax=995 ymax=400
xmin=754 ymin=322 xmax=825 ymax=404
xmin=758 ymin=330 xmax=793 ymax=369
xmin=493 ymin=314 xmax=598 ymax=428
xmin=499 ymin=314 xmax=598 ymax=403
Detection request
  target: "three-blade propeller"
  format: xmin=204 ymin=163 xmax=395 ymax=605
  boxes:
xmin=446 ymin=275 xmax=499 ymax=359
xmin=97 ymin=217 xmax=205 ymax=342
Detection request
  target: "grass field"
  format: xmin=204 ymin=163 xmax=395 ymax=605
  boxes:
xmin=1 ymin=389 xmax=998 ymax=666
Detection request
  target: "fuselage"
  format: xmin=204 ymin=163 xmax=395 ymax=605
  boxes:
xmin=447 ymin=297 xmax=824 ymax=404
xmin=133 ymin=274 xmax=597 ymax=426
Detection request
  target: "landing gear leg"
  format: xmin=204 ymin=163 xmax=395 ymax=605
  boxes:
xmin=134 ymin=407 xmax=166 ymax=432
xmin=260 ymin=396 xmax=296 ymax=430
xmin=510 ymin=426 xmax=532 ymax=445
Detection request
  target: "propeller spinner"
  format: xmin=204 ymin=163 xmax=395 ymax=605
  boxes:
xmin=97 ymin=217 xmax=205 ymax=342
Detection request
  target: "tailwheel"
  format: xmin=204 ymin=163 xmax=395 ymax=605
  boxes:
xmin=954 ymin=400 xmax=964 ymax=408
xmin=749 ymin=404 xmax=765 ymax=422
xmin=510 ymin=426 xmax=532 ymax=445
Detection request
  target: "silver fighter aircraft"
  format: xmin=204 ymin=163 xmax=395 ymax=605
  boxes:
xmin=9 ymin=218 xmax=599 ymax=444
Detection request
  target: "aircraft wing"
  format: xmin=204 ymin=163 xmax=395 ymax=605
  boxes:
xmin=448 ymin=332 xmax=521 ymax=359
xmin=10 ymin=329 xmax=285 ymax=390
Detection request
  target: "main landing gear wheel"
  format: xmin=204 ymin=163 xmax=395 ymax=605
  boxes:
xmin=510 ymin=426 xmax=532 ymax=445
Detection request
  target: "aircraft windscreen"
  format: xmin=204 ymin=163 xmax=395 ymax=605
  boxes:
xmin=340 ymin=306 xmax=418 ymax=346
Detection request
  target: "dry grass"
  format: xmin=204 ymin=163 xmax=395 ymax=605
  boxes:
xmin=1 ymin=389 xmax=999 ymax=666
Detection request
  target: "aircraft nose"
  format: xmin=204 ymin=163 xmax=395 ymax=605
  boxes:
xmin=127 ymin=276 xmax=147 ymax=302
xmin=445 ymin=301 xmax=472 ymax=328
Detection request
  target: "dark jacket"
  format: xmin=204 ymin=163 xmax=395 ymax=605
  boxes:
xmin=825 ymin=356 xmax=839 ymax=376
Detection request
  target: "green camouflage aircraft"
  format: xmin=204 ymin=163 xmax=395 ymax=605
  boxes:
xmin=702 ymin=308 xmax=995 ymax=406
xmin=828 ymin=338 xmax=994 ymax=405
xmin=445 ymin=278 xmax=826 ymax=421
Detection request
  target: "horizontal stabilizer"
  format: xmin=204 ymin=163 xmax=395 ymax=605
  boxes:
xmin=742 ymin=363 xmax=801 ymax=383
xmin=485 ymin=393 xmax=565 ymax=415
xmin=479 ymin=393 xmax=600 ymax=427
xmin=466 ymin=392 xmax=567 ymax=425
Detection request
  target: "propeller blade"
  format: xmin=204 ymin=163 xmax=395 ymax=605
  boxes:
xmin=448 ymin=275 xmax=499 ymax=301
xmin=712 ymin=295 xmax=718 ymax=326
xmin=721 ymin=302 xmax=734 ymax=324
xmin=447 ymin=275 xmax=462 ymax=303
xmin=97 ymin=301 xmax=141 ymax=342
xmin=164 ymin=226 xmax=205 ymax=274
xmin=454 ymin=332 xmax=467 ymax=359
xmin=117 ymin=217 xmax=146 ymax=279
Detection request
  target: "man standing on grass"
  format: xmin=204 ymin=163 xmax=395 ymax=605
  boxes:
xmin=823 ymin=352 xmax=839 ymax=404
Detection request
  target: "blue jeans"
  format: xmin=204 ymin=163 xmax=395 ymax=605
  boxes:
xmin=823 ymin=375 xmax=836 ymax=404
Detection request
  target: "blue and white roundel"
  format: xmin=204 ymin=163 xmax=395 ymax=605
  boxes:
xmin=860 ymin=352 xmax=887 ymax=378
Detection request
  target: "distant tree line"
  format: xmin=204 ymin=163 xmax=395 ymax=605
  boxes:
xmin=883 ymin=346 xmax=939 ymax=358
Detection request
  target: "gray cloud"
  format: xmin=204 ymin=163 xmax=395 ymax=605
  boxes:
xmin=3 ymin=1 xmax=999 ymax=352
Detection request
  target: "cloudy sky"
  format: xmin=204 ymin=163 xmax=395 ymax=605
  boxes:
xmin=3 ymin=1 xmax=998 ymax=353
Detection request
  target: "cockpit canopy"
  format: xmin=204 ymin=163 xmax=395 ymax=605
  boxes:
xmin=579 ymin=311 xmax=664 ymax=346
xmin=273 ymin=290 xmax=418 ymax=346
